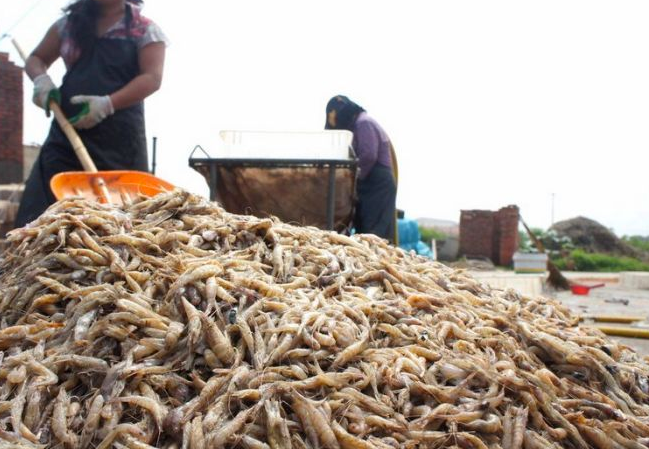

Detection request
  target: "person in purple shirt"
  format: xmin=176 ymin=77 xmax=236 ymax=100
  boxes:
xmin=325 ymin=95 xmax=397 ymax=243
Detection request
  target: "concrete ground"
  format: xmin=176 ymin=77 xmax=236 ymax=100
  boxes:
xmin=469 ymin=270 xmax=649 ymax=357
xmin=555 ymin=284 xmax=649 ymax=357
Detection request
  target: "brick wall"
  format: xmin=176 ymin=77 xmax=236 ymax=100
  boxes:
xmin=496 ymin=205 xmax=520 ymax=266
xmin=0 ymin=52 xmax=23 ymax=184
xmin=459 ymin=210 xmax=495 ymax=260
xmin=459 ymin=205 xmax=520 ymax=266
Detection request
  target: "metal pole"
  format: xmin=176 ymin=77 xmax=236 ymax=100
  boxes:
xmin=209 ymin=164 xmax=218 ymax=202
xmin=151 ymin=136 xmax=158 ymax=175
xmin=551 ymin=193 xmax=555 ymax=225
xmin=326 ymin=163 xmax=336 ymax=230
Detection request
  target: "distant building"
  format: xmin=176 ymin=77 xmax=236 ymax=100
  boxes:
xmin=415 ymin=217 xmax=460 ymax=261
xmin=416 ymin=217 xmax=459 ymax=237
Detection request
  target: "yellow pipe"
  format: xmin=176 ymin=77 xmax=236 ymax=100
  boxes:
xmin=579 ymin=315 xmax=646 ymax=324
xmin=589 ymin=325 xmax=649 ymax=339
xmin=390 ymin=142 xmax=399 ymax=246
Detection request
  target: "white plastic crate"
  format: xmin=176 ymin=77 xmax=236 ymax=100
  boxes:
xmin=218 ymin=130 xmax=354 ymax=160
xmin=513 ymin=252 xmax=548 ymax=273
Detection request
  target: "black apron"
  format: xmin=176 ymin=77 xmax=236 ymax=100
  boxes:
xmin=15 ymin=7 xmax=148 ymax=228
xmin=355 ymin=163 xmax=397 ymax=243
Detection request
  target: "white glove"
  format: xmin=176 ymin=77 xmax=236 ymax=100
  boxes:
xmin=70 ymin=95 xmax=115 ymax=129
xmin=32 ymin=74 xmax=59 ymax=116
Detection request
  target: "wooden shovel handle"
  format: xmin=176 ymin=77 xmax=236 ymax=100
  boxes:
xmin=11 ymin=38 xmax=97 ymax=173
xmin=49 ymin=102 xmax=98 ymax=173
xmin=12 ymin=37 xmax=111 ymax=203
xmin=49 ymin=101 xmax=111 ymax=204
xmin=50 ymin=102 xmax=112 ymax=203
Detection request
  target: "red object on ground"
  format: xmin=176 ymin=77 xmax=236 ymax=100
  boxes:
xmin=570 ymin=283 xmax=605 ymax=295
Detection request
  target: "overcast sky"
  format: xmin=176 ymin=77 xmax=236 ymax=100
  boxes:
xmin=2 ymin=0 xmax=648 ymax=236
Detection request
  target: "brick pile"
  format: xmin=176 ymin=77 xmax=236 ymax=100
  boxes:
xmin=495 ymin=206 xmax=520 ymax=266
xmin=0 ymin=52 xmax=24 ymax=184
xmin=459 ymin=205 xmax=520 ymax=266
xmin=459 ymin=210 xmax=496 ymax=261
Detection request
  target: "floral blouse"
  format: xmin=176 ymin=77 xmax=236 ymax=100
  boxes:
xmin=55 ymin=3 xmax=169 ymax=69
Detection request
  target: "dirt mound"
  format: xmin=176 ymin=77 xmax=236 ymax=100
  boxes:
xmin=551 ymin=216 xmax=646 ymax=260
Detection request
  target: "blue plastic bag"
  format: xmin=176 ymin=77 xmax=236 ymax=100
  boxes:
xmin=397 ymin=218 xmax=433 ymax=258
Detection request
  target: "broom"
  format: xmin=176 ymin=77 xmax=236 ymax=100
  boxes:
xmin=519 ymin=215 xmax=570 ymax=290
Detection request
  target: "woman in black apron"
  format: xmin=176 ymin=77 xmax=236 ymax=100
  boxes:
xmin=325 ymin=96 xmax=398 ymax=243
xmin=15 ymin=0 xmax=167 ymax=227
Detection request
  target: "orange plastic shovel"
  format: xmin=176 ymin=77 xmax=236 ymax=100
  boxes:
xmin=13 ymin=38 xmax=173 ymax=205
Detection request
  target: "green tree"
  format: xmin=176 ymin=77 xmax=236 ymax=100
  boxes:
xmin=518 ymin=227 xmax=544 ymax=252
xmin=418 ymin=226 xmax=447 ymax=243
xmin=622 ymin=235 xmax=649 ymax=252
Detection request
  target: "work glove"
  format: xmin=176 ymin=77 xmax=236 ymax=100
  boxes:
xmin=32 ymin=74 xmax=61 ymax=117
xmin=69 ymin=95 xmax=114 ymax=130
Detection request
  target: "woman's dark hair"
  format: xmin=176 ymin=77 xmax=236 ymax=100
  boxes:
xmin=63 ymin=0 xmax=143 ymax=56
xmin=325 ymin=95 xmax=365 ymax=131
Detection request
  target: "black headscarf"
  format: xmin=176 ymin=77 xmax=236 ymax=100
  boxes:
xmin=325 ymin=95 xmax=365 ymax=131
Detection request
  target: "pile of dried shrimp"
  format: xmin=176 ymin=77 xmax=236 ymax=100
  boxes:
xmin=1 ymin=190 xmax=648 ymax=448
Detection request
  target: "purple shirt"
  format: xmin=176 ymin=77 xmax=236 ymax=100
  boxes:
xmin=352 ymin=112 xmax=392 ymax=179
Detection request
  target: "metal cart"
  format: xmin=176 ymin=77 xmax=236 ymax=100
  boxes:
xmin=188 ymin=131 xmax=358 ymax=232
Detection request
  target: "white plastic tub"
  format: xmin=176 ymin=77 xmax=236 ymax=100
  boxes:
xmin=513 ymin=252 xmax=548 ymax=273
xmin=218 ymin=130 xmax=354 ymax=160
